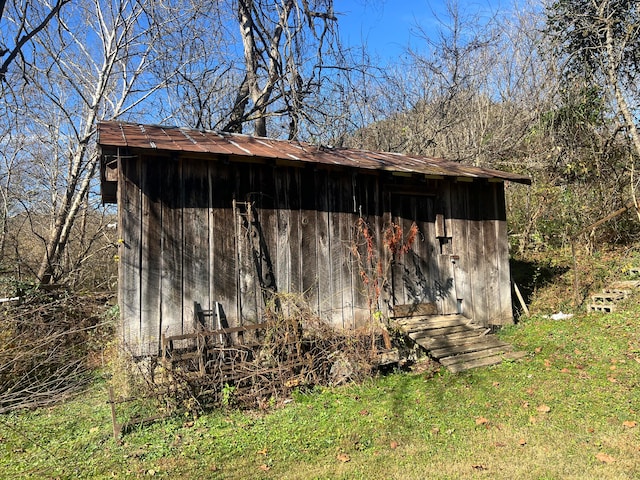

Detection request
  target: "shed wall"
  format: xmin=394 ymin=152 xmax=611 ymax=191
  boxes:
xmin=118 ymin=155 xmax=512 ymax=355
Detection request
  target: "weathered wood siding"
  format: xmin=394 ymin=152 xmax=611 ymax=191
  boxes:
xmin=118 ymin=155 xmax=513 ymax=355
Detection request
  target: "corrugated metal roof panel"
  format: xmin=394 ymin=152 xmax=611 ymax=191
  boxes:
xmin=97 ymin=121 xmax=531 ymax=184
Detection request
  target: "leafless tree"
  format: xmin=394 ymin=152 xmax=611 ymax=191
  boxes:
xmin=159 ymin=0 xmax=343 ymax=140
xmin=0 ymin=0 xmax=70 ymax=87
xmin=12 ymin=0 xmax=191 ymax=284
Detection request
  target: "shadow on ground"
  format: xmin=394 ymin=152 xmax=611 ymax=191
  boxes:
xmin=510 ymin=257 xmax=570 ymax=317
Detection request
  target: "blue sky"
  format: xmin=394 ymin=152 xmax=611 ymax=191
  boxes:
xmin=336 ymin=0 xmax=508 ymax=60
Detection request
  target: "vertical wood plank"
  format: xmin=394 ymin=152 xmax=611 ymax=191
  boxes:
xmin=235 ymin=165 xmax=258 ymax=324
xmin=468 ymin=182 xmax=489 ymax=325
xmin=437 ymin=187 xmax=458 ymax=314
xmin=288 ymin=168 xmax=303 ymax=295
xmin=380 ymin=188 xmax=393 ymax=316
xmin=118 ymin=156 xmax=142 ymax=355
xmin=425 ymin=195 xmax=440 ymax=308
xmin=140 ymin=156 xmax=162 ymax=355
xmin=339 ymin=173 xmax=355 ymax=328
xmin=495 ymin=182 xmax=514 ymax=324
xmin=481 ymin=183 xmax=499 ymax=324
xmin=350 ymin=173 xmax=370 ymax=328
xmin=300 ymin=167 xmax=319 ymax=314
xmin=388 ymin=194 xmax=404 ymax=307
xmin=210 ymin=163 xmax=238 ymax=327
xmin=275 ymin=168 xmax=292 ymax=298
xmin=449 ymin=182 xmax=473 ymax=318
xmin=316 ymin=170 xmax=334 ymax=324
xmin=160 ymin=158 xmax=183 ymax=339
xmin=254 ymin=164 xmax=277 ymax=316
xmin=327 ymin=172 xmax=346 ymax=328
xmin=182 ymin=159 xmax=210 ymax=331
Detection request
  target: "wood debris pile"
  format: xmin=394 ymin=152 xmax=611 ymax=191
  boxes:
xmin=132 ymin=294 xmax=395 ymax=411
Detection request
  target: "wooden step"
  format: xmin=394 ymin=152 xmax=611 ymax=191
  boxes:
xmin=427 ymin=336 xmax=510 ymax=359
xmin=409 ymin=324 xmax=476 ymax=340
xmin=446 ymin=354 xmax=507 ymax=373
xmin=394 ymin=313 xmax=522 ymax=372
xmin=396 ymin=313 xmax=468 ymax=326
xmin=439 ymin=345 xmax=513 ymax=366
xmin=421 ymin=331 xmax=490 ymax=349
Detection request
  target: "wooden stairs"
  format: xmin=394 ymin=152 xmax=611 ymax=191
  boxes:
xmin=392 ymin=311 xmax=526 ymax=373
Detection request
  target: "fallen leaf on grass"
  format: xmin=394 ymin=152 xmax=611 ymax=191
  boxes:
xmin=475 ymin=416 xmax=489 ymax=425
xmin=560 ymin=368 xmax=570 ymax=373
xmin=623 ymin=420 xmax=637 ymax=428
xmin=337 ymin=453 xmax=350 ymax=463
xmin=359 ymin=409 xmax=369 ymax=416
xmin=257 ymin=448 xmax=268 ymax=456
xmin=519 ymin=438 xmax=527 ymax=446
xmin=534 ymin=347 xmax=542 ymax=353
xmin=608 ymin=377 xmax=618 ymax=383
xmin=390 ymin=441 xmax=399 ymax=450
xmin=595 ymin=452 xmax=615 ymax=464
xmin=536 ymin=404 xmax=551 ymax=413
xmin=259 ymin=464 xmax=271 ymax=471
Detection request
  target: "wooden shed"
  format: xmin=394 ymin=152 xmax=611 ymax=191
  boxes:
xmin=98 ymin=121 xmax=530 ymax=356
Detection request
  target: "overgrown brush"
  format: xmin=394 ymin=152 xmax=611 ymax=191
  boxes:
xmin=0 ymin=289 xmax=115 ymax=413
xmin=112 ymin=293 xmax=392 ymax=415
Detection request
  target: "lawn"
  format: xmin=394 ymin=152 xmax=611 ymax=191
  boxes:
xmin=1 ymin=289 xmax=639 ymax=478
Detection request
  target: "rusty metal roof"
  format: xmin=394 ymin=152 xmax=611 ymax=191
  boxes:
xmin=97 ymin=121 xmax=531 ymax=184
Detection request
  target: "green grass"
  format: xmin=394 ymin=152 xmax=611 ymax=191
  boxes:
xmin=2 ymin=306 xmax=640 ymax=478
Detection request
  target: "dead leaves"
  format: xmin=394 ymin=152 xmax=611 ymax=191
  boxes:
xmin=536 ymin=404 xmax=551 ymax=414
xmin=257 ymin=449 xmax=271 ymax=472
xmin=595 ymin=452 xmax=615 ymax=464
xmin=622 ymin=420 xmax=637 ymax=428
xmin=336 ymin=452 xmax=350 ymax=463
xmin=475 ymin=416 xmax=490 ymax=426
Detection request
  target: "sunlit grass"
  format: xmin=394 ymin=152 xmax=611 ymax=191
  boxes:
xmin=2 ymin=299 xmax=640 ymax=478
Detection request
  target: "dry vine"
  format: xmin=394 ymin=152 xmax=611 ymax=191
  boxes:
xmin=0 ymin=289 xmax=114 ymax=413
